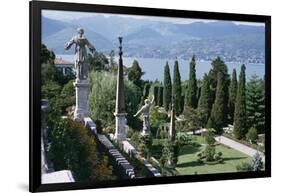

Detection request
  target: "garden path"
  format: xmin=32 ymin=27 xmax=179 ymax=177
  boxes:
xmin=215 ymin=136 xmax=265 ymax=162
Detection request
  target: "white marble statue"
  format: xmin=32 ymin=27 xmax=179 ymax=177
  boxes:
xmin=65 ymin=28 xmax=95 ymax=81
xmin=134 ymin=95 xmax=155 ymax=135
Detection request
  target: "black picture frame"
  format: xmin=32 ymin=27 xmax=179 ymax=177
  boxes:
xmin=30 ymin=1 xmax=271 ymax=192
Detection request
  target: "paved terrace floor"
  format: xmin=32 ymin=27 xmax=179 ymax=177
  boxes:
xmin=215 ymin=135 xmax=265 ymax=163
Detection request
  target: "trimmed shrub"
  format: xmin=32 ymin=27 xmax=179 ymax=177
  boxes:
xmin=246 ymin=127 xmax=258 ymax=144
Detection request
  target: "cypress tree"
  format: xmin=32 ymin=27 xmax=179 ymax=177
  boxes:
xmin=173 ymin=59 xmax=182 ymax=115
xmin=228 ymin=69 xmax=238 ymax=123
xmin=208 ymin=57 xmax=229 ymax=105
xmin=127 ymin=60 xmax=144 ymax=87
xmin=198 ymin=73 xmax=211 ymax=127
xmin=185 ymin=55 xmax=197 ymax=109
xmin=153 ymin=85 xmax=159 ymax=106
xmin=163 ymin=62 xmax=172 ymax=111
xmin=140 ymin=83 xmax=150 ymax=106
xmin=234 ymin=64 xmax=247 ymax=139
xmin=210 ymin=72 xmax=226 ymax=133
xmin=246 ymin=74 xmax=265 ymax=133
xmin=143 ymin=83 xmax=150 ymax=98
xmin=208 ymin=57 xmax=229 ymax=125
xmin=157 ymin=85 xmax=163 ymax=107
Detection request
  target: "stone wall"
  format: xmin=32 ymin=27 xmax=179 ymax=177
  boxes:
xmin=120 ymin=140 xmax=161 ymax=177
xmin=84 ymin=117 xmax=136 ymax=179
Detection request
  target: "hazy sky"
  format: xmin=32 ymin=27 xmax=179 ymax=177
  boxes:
xmin=42 ymin=10 xmax=265 ymax=26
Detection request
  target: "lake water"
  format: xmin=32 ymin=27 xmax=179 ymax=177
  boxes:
xmin=57 ymin=54 xmax=264 ymax=81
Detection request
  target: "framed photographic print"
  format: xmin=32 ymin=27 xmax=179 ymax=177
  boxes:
xmin=30 ymin=0 xmax=271 ymax=192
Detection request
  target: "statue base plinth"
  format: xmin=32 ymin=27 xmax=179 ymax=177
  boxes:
xmin=114 ymin=112 xmax=127 ymax=142
xmin=73 ymin=80 xmax=89 ymax=121
xmin=141 ymin=128 xmax=151 ymax=136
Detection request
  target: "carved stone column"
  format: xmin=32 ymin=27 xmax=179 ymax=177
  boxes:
xmin=114 ymin=37 xmax=127 ymax=142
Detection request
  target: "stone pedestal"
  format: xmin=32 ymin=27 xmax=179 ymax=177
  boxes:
xmin=114 ymin=112 xmax=127 ymax=141
xmin=73 ymin=80 xmax=89 ymax=121
xmin=141 ymin=116 xmax=151 ymax=136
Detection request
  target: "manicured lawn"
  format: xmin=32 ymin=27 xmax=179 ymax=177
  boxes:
xmin=176 ymin=135 xmax=252 ymax=175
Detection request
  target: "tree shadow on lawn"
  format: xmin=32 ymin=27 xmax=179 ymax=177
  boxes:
xmin=177 ymin=156 xmax=248 ymax=168
xmin=177 ymin=161 xmax=203 ymax=168
xmin=179 ymin=144 xmax=202 ymax=155
xmin=223 ymin=156 xmax=248 ymax=161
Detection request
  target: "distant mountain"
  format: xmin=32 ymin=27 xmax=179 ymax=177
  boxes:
xmin=42 ymin=15 xmax=265 ymax=62
xmin=70 ymin=15 xmax=156 ymax=40
xmin=42 ymin=17 xmax=69 ymax=37
xmin=173 ymin=21 xmax=264 ymax=38
xmin=42 ymin=17 xmax=112 ymax=54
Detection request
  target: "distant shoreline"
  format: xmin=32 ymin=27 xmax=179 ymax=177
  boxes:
xmin=57 ymin=54 xmax=265 ymax=81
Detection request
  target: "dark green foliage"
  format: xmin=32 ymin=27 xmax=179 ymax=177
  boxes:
xmin=130 ymin=131 xmax=141 ymax=148
xmin=124 ymin=81 xmax=143 ymax=129
xmin=171 ymin=141 xmax=180 ymax=166
xmin=210 ymin=72 xmax=227 ymax=133
xmin=183 ymin=107 xmax=202 ymax=133
xmin=55 ymin=80 xmax=75 ymax=114
xmin=208 ymin=57 xmax=229 ymax=128
xmin=139 ymin=135 xmax=153 ymax=159
xmin=246 ymin=74 xmax=265 ymax=133
xmin=204 ymin=129 xmax=216 ymax=145
xmin=127 ymin=60 xmax=144 ymax=87
xmin=140 ymin=83 xmax=151 ymax=106
xmin=88 ymin=72 xmax=116 ymax=127
xmin=176 ymin=132 xmax=191 ymax=146
xmin=173 ymin=60 xmax=182 ymax=115
xmin=41 ymin=44 xmax=55 ymax=64
xmin=163 ymin=62 xmax=172 ymax=111
xmin=49 ymin=118 xmax=113 ymax=181
xmin=246 ymin=127 xmax=258 ymax=144
xmin=228 ymin=69 xmax=238 ymax=123
xmin=88 ymin=51 xmax=109 ymax=72
xmin=153 ymin=85 xmax=159 ymax=106
xmin=41 ymin=80 xmax=61 ymax=100
xmin=208 ymin=57 xmax=229 ymax=104
xmin=157 ymin=86 xmax=164 ymax=107
xmin=143 ymin=83 xmax=151 ymax=98
xmin=41 ymin=44 xmax=56 ymax=85
xmin=251 ymin=153 xmax=264 ymax=171
xmin=41 ymin=44 xmax=75 ymax=86
xmin=236 ymin=162 xmax=253 ymax=172
xmin=197 ymin=74 xmax=211 ymax=126
xmin=206 ymin=118 xmax=213 ymax=129
xmin=108 ymin=50 xmax=117 ymax=69
xmin=204 ymin=145 xmax=216 ymax=161
xmin=203 ymin=130 xmax=216 ymax=161
xmin=185 ymin=55 xmax=198 ymax=109
xmin=236 ymin=153 xmax=264 ymax=172
xmin=156 ymin=126 xmax=169 ymax=139
xmin=138 ymin=143 xmax=146 ymax=157
xmin=150 ymin=106 xmax=169 ymax=132
xmin=88 ymin=71 xmax=142 ymax=129
xmin=95 ymin=120 xmax=103 ymax=134
xmin=234 ymin=64 xmax=247 ymax=139
xmin=160 ymin=141 xmax=172 ymax=167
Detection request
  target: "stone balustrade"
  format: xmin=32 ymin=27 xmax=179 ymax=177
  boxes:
xmin=84 ymin=117 xmax=136 ymax=179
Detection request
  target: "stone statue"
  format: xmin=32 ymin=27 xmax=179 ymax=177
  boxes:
xmin=134 ymin=95 xmax=155 ymax=135
xmin=65 ymin=28 xmax=95 ymax=81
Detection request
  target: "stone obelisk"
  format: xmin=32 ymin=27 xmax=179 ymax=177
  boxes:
xmin=169 ymin=104 xmax=176 ymax=142
xmin=65 ymin=28 xmax=95 ymax=121
xmin=114 ymin=37 xmax=127 ymax=141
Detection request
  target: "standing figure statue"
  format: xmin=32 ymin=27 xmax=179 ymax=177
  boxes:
xmin=65 ymin=28 xmax=95 ymax=81
xmin=134 ymin=95 xmax=155 ymax=135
